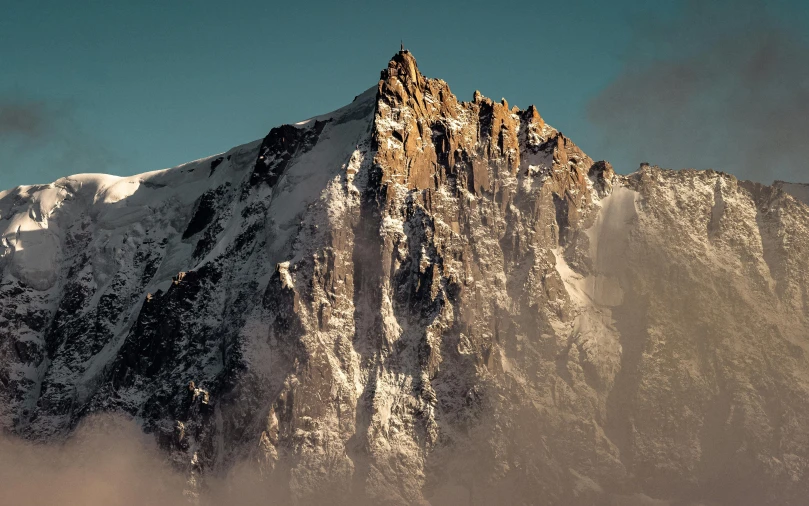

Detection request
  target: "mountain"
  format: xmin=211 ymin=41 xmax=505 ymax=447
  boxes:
xmin=2 ymin=50 xmax=809 ymax=505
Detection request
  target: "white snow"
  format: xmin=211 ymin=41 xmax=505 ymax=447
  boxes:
xmin=264 ymin=88 xmax=376 ymax=257
xmin=294 ymin=86 xmax=376 ymax=128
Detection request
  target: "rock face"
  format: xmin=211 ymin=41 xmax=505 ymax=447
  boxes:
xmin=2 ymin=51 xmax=809 ymax=505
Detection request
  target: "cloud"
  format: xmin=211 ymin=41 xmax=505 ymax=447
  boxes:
xmin=0 ymin=414 xmax=280 ymax=506
xmin=0 ymin=415 xmax=187 ymax=506
xmin=0 ymin=100 xmax=53 ymax=138
xmin=0 ymin=97 xmax=118 ymax=189
xmin=587 ymin=0 xmax=809 ymax=183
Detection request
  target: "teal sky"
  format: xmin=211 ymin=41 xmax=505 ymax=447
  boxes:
xmin=2 ymin=0 xmax=807 ymax=189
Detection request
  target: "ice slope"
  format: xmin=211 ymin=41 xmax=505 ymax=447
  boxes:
xmin=0 ymin=87 xmax=376 ymax=437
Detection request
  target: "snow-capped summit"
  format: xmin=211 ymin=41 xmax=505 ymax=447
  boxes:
xmin=2 ymin=51 xmax=809 ymax=505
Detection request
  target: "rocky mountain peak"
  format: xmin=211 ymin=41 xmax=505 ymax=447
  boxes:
xmin=372 ymin=49 xmax=603 ymax=215
xmin=381 ymin=49 xmax=424 ymax=87
xmin=2 ymin=49 xmax=809 ymax=506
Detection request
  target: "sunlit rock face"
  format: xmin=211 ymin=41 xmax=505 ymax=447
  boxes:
xmin=2 ymin=51 xmax=809 ymax=506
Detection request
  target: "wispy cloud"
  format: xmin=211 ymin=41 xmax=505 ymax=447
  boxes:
xmin=0 ymin=100 xmax=53 ymax=138
xmin=587 ymin=0 xmax=809 ymax=183
xmin=0 ymin=97 xmax=118 ymax=189
xmin=0 ymin=415 xmax=186 ymax=506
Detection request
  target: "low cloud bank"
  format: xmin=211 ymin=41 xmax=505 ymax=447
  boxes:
xmin=0 ymin=415 xmax=687 ymax=505
xmin=0 ymin=415 xmax=185 ymax=506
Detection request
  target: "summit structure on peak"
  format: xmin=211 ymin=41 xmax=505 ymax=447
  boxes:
xmin=1 ymin=51 xmax=809 ymax=505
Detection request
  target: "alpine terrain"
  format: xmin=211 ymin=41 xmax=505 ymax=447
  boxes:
xmin=2 ymin=50 xmax=809 ymax=505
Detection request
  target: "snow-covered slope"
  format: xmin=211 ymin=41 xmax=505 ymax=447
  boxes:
xmin=2 ymin=51 xmax=809 ymax=506
xmin=0 ymin=87 xmax=375 ymax=438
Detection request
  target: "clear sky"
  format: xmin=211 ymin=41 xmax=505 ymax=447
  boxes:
xmin=2 ymin=0 xmax=807 ymax=189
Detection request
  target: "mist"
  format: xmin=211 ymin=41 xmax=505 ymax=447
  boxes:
xmin=588 ymin=0 xmax=809 ymax=183
xmin=0 ymin=413 xmax=674 ymax=506
xmin=0 ymin=415 xmax=186 ymax=506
